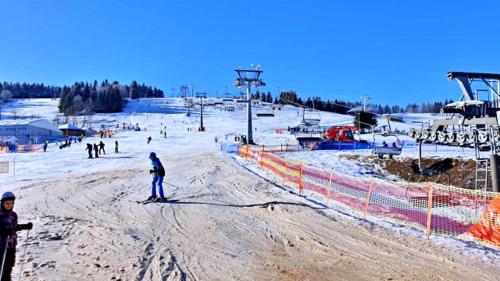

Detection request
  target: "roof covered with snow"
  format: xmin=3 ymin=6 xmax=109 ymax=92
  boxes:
xmin=58 ymin=123 xmax=83 ymax=130
xmin=0 ymin=118 xmax=61 ymax=132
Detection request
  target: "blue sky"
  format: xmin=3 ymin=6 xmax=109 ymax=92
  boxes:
xmin=1 ymin=0 xmax=499 ymax=105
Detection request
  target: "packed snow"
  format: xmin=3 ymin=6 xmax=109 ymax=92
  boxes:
xmin=0 ymin=98 xmax=498 ymax=281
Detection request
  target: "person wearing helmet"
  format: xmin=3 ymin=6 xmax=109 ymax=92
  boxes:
xmin=148 ymin=152 xmax=166 ymax=202
xmin=0 ymin=192 xmax=32 ymax=281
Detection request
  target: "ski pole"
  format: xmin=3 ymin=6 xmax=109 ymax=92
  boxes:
xmin=17 ymin=230 xmax=30 ymax=281
xmin=0 ymin=235 xmax=10 ymax=279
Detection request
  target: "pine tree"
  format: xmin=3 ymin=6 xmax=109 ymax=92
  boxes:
xmin=130 ymin=81 xmax=139 ymax=99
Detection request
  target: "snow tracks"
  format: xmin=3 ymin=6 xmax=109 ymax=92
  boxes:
xmin=11 ymin=152 xmax=500 ymax=280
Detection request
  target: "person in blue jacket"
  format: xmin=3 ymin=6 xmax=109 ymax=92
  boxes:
xmin=148 ymin=152 xmax=166 ymax=202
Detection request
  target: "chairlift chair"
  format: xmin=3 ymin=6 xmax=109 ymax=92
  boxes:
xmin=302 ymin=108 xmax=321 ymax=126
xmin=256 ymin=106 xmax=275 ymax=117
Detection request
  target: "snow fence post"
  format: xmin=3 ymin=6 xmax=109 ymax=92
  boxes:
xmin=326 ymin=170 xmax=334 ymax=202
xmin=364 ymin=177 xmax=375 ymax=217
xmin=283 ymin=158 xmax=289 ymax=187
xmin=426 ymin=183 xmax=434 ymax=239
xmin=298 ymin=163 xmax=303 ymax=194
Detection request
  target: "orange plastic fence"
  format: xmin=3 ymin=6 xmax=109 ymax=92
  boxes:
xmin=467 ymin=196 xmax=500 ymax=246
xmin=237 ymin=145 xmax=500 ymax=248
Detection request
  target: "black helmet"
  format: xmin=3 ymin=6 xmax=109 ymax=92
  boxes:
xmin=149 ymin=152 xmax=156 ymax=159
xmin=1 ymin=192 xmax=15 ymax=201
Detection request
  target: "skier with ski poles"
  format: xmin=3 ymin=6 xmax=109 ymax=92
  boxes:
xmin=0 ymin=192 xmax=33 ymax=281
xmin=148 ymin=152 xmax=166 ymax=202
xmin=85 ymin=143 xmax=93 ymax=159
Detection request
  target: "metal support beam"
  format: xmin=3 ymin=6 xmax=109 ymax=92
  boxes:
xmin=490 ymin=154 xmax=500 ymax=192
xmin=246 ymin=85 xmax=253 ymax=144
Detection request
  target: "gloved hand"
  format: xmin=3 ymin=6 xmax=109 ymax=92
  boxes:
xmin=25 ymin=222 xmax=33 ymax=230
xmin=149 ymin=169 xmax=154 ymax=174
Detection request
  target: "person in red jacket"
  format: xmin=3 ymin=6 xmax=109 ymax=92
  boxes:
xmin=0 ymin=192 xmax=32 ymax=281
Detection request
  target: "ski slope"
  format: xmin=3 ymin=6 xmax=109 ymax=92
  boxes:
xmin=0 ymin=98 xmax=498 ymax=280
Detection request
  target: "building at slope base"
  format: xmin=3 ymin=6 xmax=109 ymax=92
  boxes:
xmin=0 ymin=119 xmax=63 ymax=143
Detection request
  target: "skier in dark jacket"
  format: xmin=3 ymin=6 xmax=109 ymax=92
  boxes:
xmin=148 ymin=152 xmax=166 ymax=202
xmin=85 ymin=143 xmax=93 ymax=158
xmin=147 ymin=136 xmax=152 ymax=144
xmin=99 ymin=141 xmax=105 ymax=155
xmin=93 ymin=143 xmax=99 ymax=158
xmin=115 ymin=141 xmax=119 ymax=153
xmin=0 ymin=192 xmax=32 ymax=281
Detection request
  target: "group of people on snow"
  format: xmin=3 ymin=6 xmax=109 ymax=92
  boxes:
xmin=85 ymin=141 xmax=119 ymax=158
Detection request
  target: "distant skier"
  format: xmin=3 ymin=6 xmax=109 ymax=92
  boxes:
xmin=93 ymin=143 xmax=99 ymax=158
xmin=43 ymin=140 xmax=48 ymax=152
xmin=99 ymin=141 xmax=106 ymax=155
xmin=0 ymin=192 xmax=33 ymax=281
xmin=214 ymin=136 xmax=218 ymax=145
xmin=164 ymin=131 xmax=166 ymax=138
xmin=147 ymin=136 xmax=152 ymax=144
xmin=148 ymin=152 xmax=166 ymax=202
xmin=115 ymin=141 xmax=119 ymax=153
xmin=85 ymin=143 xmax=93 ymax=158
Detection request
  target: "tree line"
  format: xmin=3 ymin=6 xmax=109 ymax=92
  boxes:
xmin=1 ymin=80 xmax=164 ymax=114
xmin=270 ymin=90 xmax=453 ymax=114
xmin=1 ymin=82 xmax=60 ymax=98
xmin=58 ymin=81 xmax=122 ymax=115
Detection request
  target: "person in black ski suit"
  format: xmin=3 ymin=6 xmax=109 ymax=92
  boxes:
xmin=0 ymin=192 xmax=32 ymax=281
xmin=99 ymin=141 xmax=106 ymax=155
xmin=85 ymin=143 xmax=93 ymax=159
xmin=147 ymin=136 xmax=152 ymax=144
xmin=93 ymin=143 xmax=99 ymax=158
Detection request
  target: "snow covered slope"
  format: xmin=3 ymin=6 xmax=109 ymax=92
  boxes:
xmin=0 ymin=98 xmax=497 ymax=281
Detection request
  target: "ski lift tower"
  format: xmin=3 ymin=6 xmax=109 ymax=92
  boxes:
xmin=196 ymin=92 xmax=207 ymax=131
xmin=234 ymin=65 xmax=266 ymax=145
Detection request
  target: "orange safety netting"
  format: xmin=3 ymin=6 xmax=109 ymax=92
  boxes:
xmin=15 ymin=144 xmax=40 ymax=153
xmin=467 ymin=196 xmax=500 ymax=246
xmin=237 ymin=145 xmax=500 ymax=248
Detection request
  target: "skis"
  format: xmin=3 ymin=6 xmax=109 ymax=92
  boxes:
xmin=136 ymin=198 xmax=168 ymax=204
xmin=136 ymin=199 xmax=154 ymax=205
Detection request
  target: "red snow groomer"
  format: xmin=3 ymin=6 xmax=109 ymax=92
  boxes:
xmin=324 ymin=125 xmax=356 ymax=142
